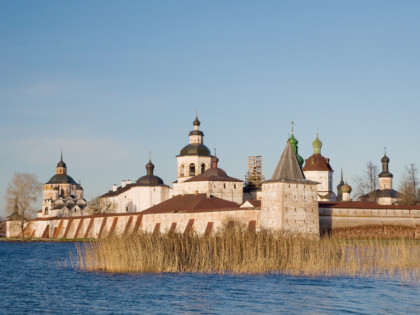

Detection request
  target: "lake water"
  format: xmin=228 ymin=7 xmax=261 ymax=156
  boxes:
xmin=1 ymin=242 xmax=419 ymax=314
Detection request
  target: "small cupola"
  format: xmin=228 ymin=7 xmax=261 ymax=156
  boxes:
xmin=136 ymin=157 xmax=164 ymax=186
xmin=146 ymin=159 xmax=155 ymax=176
xmin=312 ymin=133 xmax=323 ymax=155
xmin=193 ymin=115 xmax=200 ymax=129
xmin=379 ymin=153 xmax=393 ymax=178
xmin=56 ymin=151 xmax=67 ymax=175
xmin=211 ymin=155 xmax=219 ymax=169
xmin=179 ymin=113 xmax=211 ymax=156
xmin=287 ymin=122 xmax=304 ymax=167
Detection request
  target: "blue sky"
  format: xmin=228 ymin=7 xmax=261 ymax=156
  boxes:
xmin=1 ymin=1 xmax=419 ymax=217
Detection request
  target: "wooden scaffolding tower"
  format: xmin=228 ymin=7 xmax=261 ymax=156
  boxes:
xmin=245 ymin=156 xmax=265 ymax=188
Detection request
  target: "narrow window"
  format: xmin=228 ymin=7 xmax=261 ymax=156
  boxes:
xmin=189 ymin=163 xmax=195 ymax=176
xmin=201 ymin=163 xmax=206 ymax=173
xmin=180 ymin=164 xmax=185 ymax=177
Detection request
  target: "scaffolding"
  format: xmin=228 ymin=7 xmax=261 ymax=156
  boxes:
xmin=245 ymin=156 xmax=265 ymax=188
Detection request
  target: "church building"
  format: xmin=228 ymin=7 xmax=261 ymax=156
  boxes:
xmin=302 ymin=133 xmax=336 ymax=201
xmin=360 ymin=153 xmax=400 ymax=205
xmin=39 ymin=154 xmax=87 ymax=218
xmin=100 ymin=159 xmax=170 ymax=213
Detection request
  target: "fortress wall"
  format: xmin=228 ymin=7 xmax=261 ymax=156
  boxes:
xmin=6 ymin=210 xmax=259 ymax=239
xmin=140 ymin=209 xmax=259 ymax=234
xmin=10 ymin=205 xmax=419 ymax=239
xmin=319 ymin=206 xmax=420 ymax=231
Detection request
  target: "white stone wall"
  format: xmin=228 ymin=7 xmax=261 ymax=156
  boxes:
xmin=6 ymin=209 xmax=259 ymax=239
xmin=303 ymin=170 xmax=335 ymax=201
xmin=379 ymin=177 xmax=393 ymax=190
xmin=319 ymin=206 xmax=420 ymax=231
xmin=104 ymin=185 xmax=169 ymax=213
xmin=172 ymin=180 xmax=243 ymax=204
xmin=260 ymin=182 xmax=319 ymax=235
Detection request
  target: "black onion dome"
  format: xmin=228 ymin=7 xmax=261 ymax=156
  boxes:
xmin=57 ymin=160 xmax=66 ymax=168
xmin=146 ymin=160 xmax=155 ymax=174
xmin=379 ymin=154 xmax=393 ymax=178
xmin=381 ymin=154 xmax=390 ymax=163
xmin=179 ymin=144 xmax=211 ymax=156
xmin=136 ymin=174 xmax=164 ymax=185
xmin=46 ymin=174 xmax=77 ymax=185
xmin=136 ymin=159 xmax=165 ymax=185
xmin=193 ymin=116 xmax=200 ymax=126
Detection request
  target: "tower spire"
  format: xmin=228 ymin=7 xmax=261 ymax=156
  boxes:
xmin=287 ymin=121 xmax=303 ymax=167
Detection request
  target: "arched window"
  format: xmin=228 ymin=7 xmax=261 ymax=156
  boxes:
xmin=189 ymin=163 xmax=195 ymax=176
xmin=201 ymin=163 xmax=206 ymax=174
xmin=44 ymin=207 xmax=48 ymax=215
xmin=180 ymin=164 xmax=185 ymax=177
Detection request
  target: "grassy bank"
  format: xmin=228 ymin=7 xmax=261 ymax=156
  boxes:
xmin=73 ymin=230 xmax=420 ymax=280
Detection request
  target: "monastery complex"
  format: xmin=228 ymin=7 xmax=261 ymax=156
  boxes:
xmin=6 ymin=116 xmax=420 ymax=239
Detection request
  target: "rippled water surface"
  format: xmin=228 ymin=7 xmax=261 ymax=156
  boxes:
xmin=1 ymin=242 xmax=420 ymax=314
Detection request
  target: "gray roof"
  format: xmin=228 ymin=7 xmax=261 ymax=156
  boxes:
xmin=178 ymin=143 xmax=211 ymax=156
xmin=360 ymin=189 xmax=401 ymax=200
xmin=266 ymin=141 xmax=316 ymax=184
xmin=45 ymin=174 xmax=78 ymax=185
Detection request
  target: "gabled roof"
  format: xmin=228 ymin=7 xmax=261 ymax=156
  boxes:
xmin=267 ymin=141 xmax=314 ymax=183
xmin=184 ymin=167 xmax=242 ymax=183
xmin=240 ymin=200 xmax=261 ymax=208
xmin=303 ymin=154 xmax=333 ymax=172
xmin=140 ymin=193 xmax=240 ymax=214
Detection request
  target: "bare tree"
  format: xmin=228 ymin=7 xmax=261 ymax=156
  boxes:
xmin=355 ymin=161 xmax=379 ymax=202
xmin=87 ymin=197 xmax=116 ymax=215
xmin=399 ymin=163 xmax=419 ymax=205
xmin=6 ymin=172 xmax=42 ymax=239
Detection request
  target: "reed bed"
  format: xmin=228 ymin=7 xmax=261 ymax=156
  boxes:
xmin=73 ymin=230 xmax=420 ymax=280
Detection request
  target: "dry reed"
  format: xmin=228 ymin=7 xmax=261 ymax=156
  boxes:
xmin=73 ymin=230 xmax=420 ymax=281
